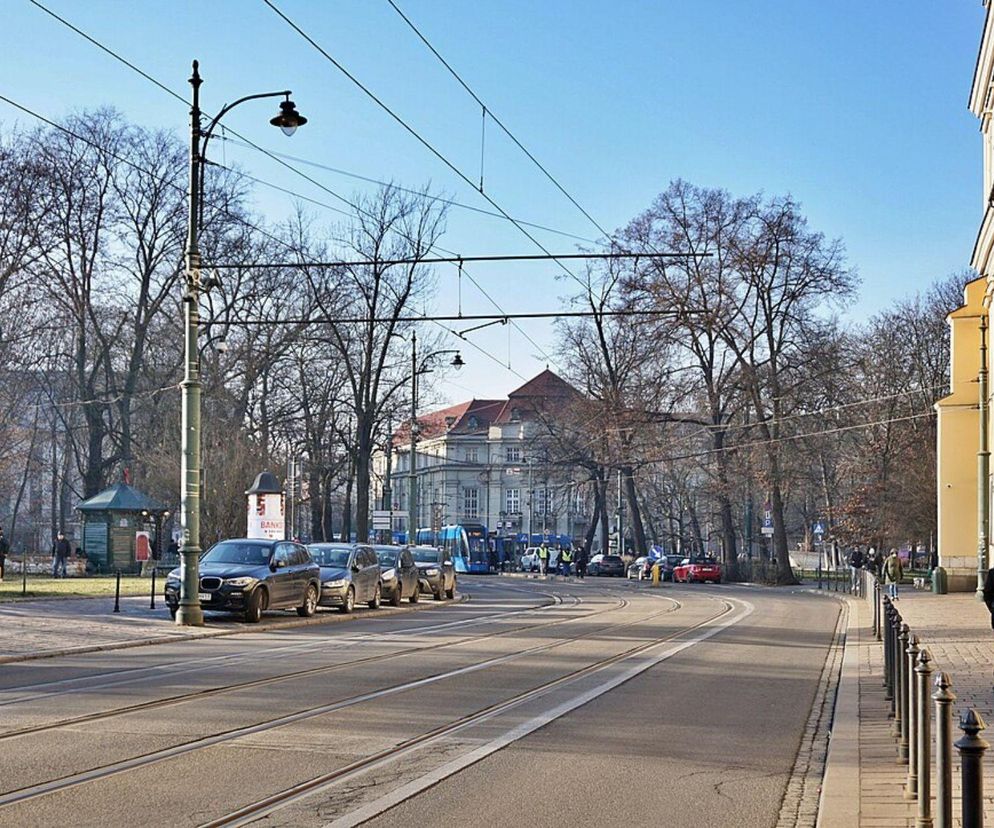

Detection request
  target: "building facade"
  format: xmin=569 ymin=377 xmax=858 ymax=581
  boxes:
xmin=372 ymin=370 xmax=588 ymax=545
xmin=935 ymin=3 xmax=994 ymax=591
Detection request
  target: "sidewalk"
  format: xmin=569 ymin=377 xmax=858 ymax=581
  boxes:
xmin=820 ymin=588 xmax=994 ymax=826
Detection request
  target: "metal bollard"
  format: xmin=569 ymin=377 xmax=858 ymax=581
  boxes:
xmin=873 ymin=580 xmax=880 ymax=637
xmin=150 ymin=568 xmax=156 ymax=610
xmin=955 ymin=709 xmax=989 ymax=828
xmin=933 ymin=672 xmax=956 ymax=828
xmin=876 ymin=580 xmax=883 ymax=641
xmin=21 ymin=552 xmax=27 ymax=596
xmin=884 ymin=599 xmax=893 ymax=697
xmin=113 ymin=570 xmax=121 ymax=613
xmin=915 ymin=649 xmax=934 ymax=827
xmin=818 ymin=560 xmax=822 ymax=590
xmin=898 ymin=623 xmax=910 ymax=761
xmin=905 ymin=633 xmax=920 ymax=792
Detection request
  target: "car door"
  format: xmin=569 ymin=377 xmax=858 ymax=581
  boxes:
xmin=362 ymin=547 xmax=380 ymax=599
xmin=270 ymin=543 xmax=295 ymax=606
xmin=291 ymin=545 xmax=312 ymax=602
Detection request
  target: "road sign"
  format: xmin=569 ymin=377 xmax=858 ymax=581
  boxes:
xmin=372 ymin=510 xmax=397 ymax=530
xmin=814 ymin=521 xmax=825 ymax=537
xmin=761 ymin=501 xmax=774 ymax=536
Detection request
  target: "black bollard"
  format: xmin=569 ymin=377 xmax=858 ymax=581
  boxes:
xmin=150 ymin=567 xmax=156 ymax=610
xmin=21 ymin=552 xmax=27 ymax=596
xmin=955 ymin=709 xmax=989 ymax=828
xmin=113 ymin=570 xmax=121 ymax=613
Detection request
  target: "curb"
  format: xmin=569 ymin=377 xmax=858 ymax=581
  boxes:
xmin=0 ymin=593 xmax=468 ymax=666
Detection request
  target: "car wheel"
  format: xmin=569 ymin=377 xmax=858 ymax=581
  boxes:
xmin=409 ymin=585 xmax=420 ymax=604
xmin=391 ymin=584 xmax=403 ymax=607
xmin=296 ymin=584 xmax=317 ymax=617
xmin=244 ymin=587 xmax=265 ymax=623
xmin=340 ymin=586 xmax=355 ymax=614
xmin=368 ymin=583 xmax=381 ymax=609
xmin=446 ymin=584 xmax=455 ymax=599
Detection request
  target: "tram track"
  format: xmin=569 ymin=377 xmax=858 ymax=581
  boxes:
xmin=0 ymin=583 xmax=571 ymax=705
xmin=200 ymin=595 xmax=746 ymax=828
xmin=0 ymin=590 xmax=624 ymax=741
xmin=0 ymin=589 xmax=683 ymax=811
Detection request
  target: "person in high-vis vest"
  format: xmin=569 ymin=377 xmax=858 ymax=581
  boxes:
xmin=559 ymin=547 xmax=573 ymax=577
xmin=538 ymin=544 xmax=549 ymax=576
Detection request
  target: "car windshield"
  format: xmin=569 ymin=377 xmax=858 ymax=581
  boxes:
xmin=412 ymin=549 xmax=441 ymax=563
xmin=308 ymin=547 xmax=352 ymax=567
xmin=604 ymin=555 xmax=623 ymax=563
xmin=202 ymin=541 xmax=271 ymax=565
xmin=376 ymin=550 xmax=399 ymax=566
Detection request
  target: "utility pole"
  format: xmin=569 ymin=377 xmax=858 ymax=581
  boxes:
xmin=978 ymin=313 xmax=989 ymax=600
xmin=408 ymin=331 xmax=418 ymax=544
xmin=617 ymin=468 xmax=625 ymax=556
xmin=382 ymin=419 xmax=393 ymax=544
xmin=527 ymin=459 xmax=534 ymax=543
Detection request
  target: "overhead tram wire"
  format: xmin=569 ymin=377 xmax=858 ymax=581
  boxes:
xmin=0 ymin=93 xmax=527 ymax=384
xmin=262 ymin=0 xmax=629 ymax=293
xmin=26 ymin=0 xmax=595 ymax=249
xmin=385 ymin=0 xmax=613 ymax=241
xmin=15 ymin=7 xmax=555 ymax=382
xmin=26 ymin=0 xmax=666 ymax=376
xmin=207 ymin=251 xmax=697 ymax=269
xmin=235 ymin=309 xmax=682 ymax=325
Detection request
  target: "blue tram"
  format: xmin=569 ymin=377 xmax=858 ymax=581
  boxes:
xmin=415 ymin=523 xmax=489 ymax=573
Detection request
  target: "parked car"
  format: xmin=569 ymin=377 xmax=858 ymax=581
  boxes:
xmin=307 ymin=543 xmax=382 ymax=613
xmin=659 ymin=554 xmax=684 ymax=581
xmin=626 ymin=556 xmax=669 ymax=580
xmin=627 ymin=556 xmax=650 ymax=580
xmin=373 ymin=545 xmax=420 ymax=606
xmin=672 ymin=557 xmax=722 ymax=584
xmin=410 ymin=545 xmax=456 ymax=599
xmin=588 ymin=554 xmax=625 ymax=577
xmin=163 ymin=538 xmax=320 ymax=623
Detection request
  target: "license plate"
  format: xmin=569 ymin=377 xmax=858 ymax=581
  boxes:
xmin=198 ymin=592 xmax=211 ymax=601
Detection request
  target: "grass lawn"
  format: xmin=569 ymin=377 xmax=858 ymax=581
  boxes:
xmin=0 ymin=574 xmax=155 ymax=601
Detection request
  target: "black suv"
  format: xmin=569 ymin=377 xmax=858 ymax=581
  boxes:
xmin=164 ymin=539 xmax=320 ymax=623
xmin=373 ymin=545 xmax=420 ymax=606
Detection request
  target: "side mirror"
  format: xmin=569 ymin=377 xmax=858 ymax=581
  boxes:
xmin=271 ymin=558 xmax=285 ymax=570
xmin=352 ymin=562 xmax=361 ymax=572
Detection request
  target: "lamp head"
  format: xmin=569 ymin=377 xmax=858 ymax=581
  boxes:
xmin=451 ymin=352 xmax=465 ymax=370
xmin=270 ymin=96 xmax=307 ymax=136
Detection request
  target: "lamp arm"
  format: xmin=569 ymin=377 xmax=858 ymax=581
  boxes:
xmin=197 ymin=90 xmax=290 ymax=231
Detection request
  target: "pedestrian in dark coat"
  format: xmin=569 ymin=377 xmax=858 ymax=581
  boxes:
xmin=52 ymin=531 xmax=70 ymax=578
xmin=0 ymin=526 xmax=8 ymax=582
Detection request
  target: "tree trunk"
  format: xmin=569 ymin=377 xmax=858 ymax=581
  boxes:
xmin=621 ymin=466 xmax=648 ymax=557
xmin=355 ymin=420 xmax=372 ymax=542
xmin=595 ymin=472 xmax=610 ymax=554
xmin=582 ymin=481 xmax=599 ymax=556
xmin=342 ymin=464 xmax=354 ymax=542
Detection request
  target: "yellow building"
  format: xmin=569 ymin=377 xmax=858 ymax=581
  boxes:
xmin=935 ymin=2 xmax=994 ymax=591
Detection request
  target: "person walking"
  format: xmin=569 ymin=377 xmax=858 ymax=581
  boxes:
xmin=560 ymin=546 xmax=573 ymax=578
xmin=872 ymin=547 xmax=885 ymax=579
xmin=538 ymin=543 xmax=549 ymax=576
xmin=574 ymin=546 xmax=588 ymax=580
xmin=51 ymin=531 xmax=70 ymax=578
xmin=848 ymin=546 xmax=865 ymax=595
xmin=884 ymin=548 xmax=903 ymax=600
xmin=0 ymin=526 xmax=8 ymax=582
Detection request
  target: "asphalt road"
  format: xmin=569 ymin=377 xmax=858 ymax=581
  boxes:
xmin=0 ymin=577 xmax=840 ymax=828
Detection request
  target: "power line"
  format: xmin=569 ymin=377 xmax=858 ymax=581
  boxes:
xmin=235 ymin=309 xmax=681 ymax=325
xmin=208 ymin=250 xmax=700 ymax=269
xmin=385 ymin=0 xmax=613 ymax=241
xmin=214 ymin=134 xmax=598 ymax=244
xmin=262 ymin=0 xmax=600 ymax=294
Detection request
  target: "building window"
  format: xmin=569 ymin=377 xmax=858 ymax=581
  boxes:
xmin=505 ymin=488 xmax=520 ymax=513
xmin=537 ymin=487 xmax=550 ymax=515
xmin=467 ymin=415 xmax=479 ymax=430
xmin=466 ymin=447 xmax=479 ymax=463
xmin=505 ymin=446 xmax=521 ymax=463
xmin=464 ymin=488 xmax=479 ymax=518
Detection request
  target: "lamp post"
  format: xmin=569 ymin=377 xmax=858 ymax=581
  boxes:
xmin=978 ymin=312 xmax=990 ymax=601
xmin=405 ymin=330 xmax=463 ymax=545
xmin=177 ymin=61 xmax=307 ymax=626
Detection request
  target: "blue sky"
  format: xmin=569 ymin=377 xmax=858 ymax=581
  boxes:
xmin=1 ymin=1 xmax=985 ymax=403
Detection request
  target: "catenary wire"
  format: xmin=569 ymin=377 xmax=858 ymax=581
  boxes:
xmin=385 ymin=0 xmax=614 ymax=241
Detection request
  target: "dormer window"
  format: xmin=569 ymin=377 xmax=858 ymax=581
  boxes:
xmin=510 ymin=407 xmax=520 ymax=422
xmin=467 ymin=415 xmax=479 ymax=430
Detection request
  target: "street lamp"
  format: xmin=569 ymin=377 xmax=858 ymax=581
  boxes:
xmin=176 ymin=61 xmax=307 ymax=627
xmin=403 ymin=330 xmax=463 ymax=544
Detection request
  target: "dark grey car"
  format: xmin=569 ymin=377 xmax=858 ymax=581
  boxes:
xmin=163 ymin=539 xmax=320 ymax=623
xmin=308 ymin=543 xmax=382 ymax=613
xmin=410 ymin=545 xmax=456 ymax=600
xmin=373 ymin=545 xmax=420 ymax=606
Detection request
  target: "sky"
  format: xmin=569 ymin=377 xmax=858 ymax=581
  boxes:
xmin=1 ymin=0 xmax=986 ymax=406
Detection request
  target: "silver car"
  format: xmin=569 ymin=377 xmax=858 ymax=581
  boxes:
xmin=307 ymin=543 xmax=382 ymax=613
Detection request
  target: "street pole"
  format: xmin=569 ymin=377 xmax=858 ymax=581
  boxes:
xmin=178 ymin=61 xmax=205 ymax=627
xmin=382 ymin=419 xmax=393 ymax=544
xmin=979 ymin=312 xmax=989 ymax=601
xmin=617 ymin=468 xmax=624 ymax=556
xmin=527 ymin=459 xmax=534 ymax=543
xmin=408 ymin=331 xmax=418 ymax=544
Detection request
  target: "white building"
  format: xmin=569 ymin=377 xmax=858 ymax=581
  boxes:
xmin=372 ymin=370 xmax=588 ymax=547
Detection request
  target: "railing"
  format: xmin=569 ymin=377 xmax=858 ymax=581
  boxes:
xmin=869 ymin=570 xmax=989 ymax=827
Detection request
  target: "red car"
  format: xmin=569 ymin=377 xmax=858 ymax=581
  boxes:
xmin=672 ymin=557 xmax=722 ymax=584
